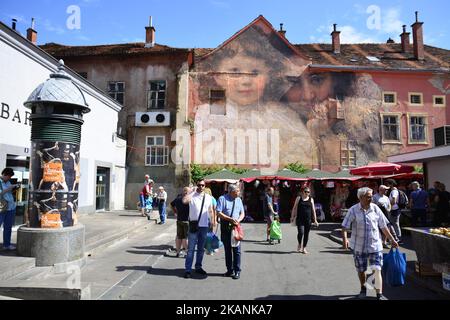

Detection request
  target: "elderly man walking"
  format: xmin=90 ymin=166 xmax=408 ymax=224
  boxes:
xmin=342 ymin=187 xmax=398 ymax=300
xmin=216 ymin=184 xmax=245 ymax=280
xmin=182 ymin=179 xmax=215 ymax=278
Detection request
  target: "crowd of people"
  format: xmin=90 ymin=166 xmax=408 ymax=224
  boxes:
xmin=137 ymin=173 xmax=449 ymax=286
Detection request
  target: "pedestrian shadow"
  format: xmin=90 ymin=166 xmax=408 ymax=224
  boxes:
xmin=118 ymin=214 xmax=144 ymax=217
xmin=146 ymin=267 xmax=224 ymax=279
xmin=255 ymin=294 xmax=359 ymax=300
xmin=132 ymin=245 xmax=172 ymax=250
xmin=244 ymin=250 xmax=297 ymax=255
xmin=126 ymin=250 xmax=168 ymax=255
xmin=116 ymin=265 xmax=149 ymax=272
xmin=319 ymin=250 xmax=353 ymax=255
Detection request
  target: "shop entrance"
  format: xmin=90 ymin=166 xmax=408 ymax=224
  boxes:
xmin=95 ymin=167 xmax=110 ymax=211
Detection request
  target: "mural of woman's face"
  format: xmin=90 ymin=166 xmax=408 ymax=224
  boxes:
xmin=216 ymin=55 xmax=269 ymax=106
xmin=285 ymin=72 xmax=334 ymax=104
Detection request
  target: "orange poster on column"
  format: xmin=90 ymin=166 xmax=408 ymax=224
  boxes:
xmin=43 ymin=162 xmax=64 ymax=182
xmin=40 ymin=212 xmax=63 ymax=229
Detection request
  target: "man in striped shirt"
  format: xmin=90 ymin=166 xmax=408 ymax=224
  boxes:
xmin=342 ymin=187 xmax=398 ymax=300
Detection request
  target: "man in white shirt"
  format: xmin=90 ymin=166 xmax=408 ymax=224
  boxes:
xmin=182 ymin=179 xmax=215 ymax=278
xmin=342 ymin=187 xmax=398 ymax=300
xmin=372 ymin=185 xmax=399 ymax=247
xmin=386 ymin=179 xmax=402 ymax=243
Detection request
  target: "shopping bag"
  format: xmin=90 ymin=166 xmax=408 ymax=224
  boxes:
xmin=231 ymin=230 xmax=240 ymax=247
xmin=382 ymin=248 xmax=407 ymax=287
xmin=233 ymin=223 xmax=244 ymax=241
xmin=270 ymin=220 xmax=282 ymax=240
xmin=210 ymin=233 xmax=223 ymax=251
xmin=205 ymin=232 xmax=214 ymax=253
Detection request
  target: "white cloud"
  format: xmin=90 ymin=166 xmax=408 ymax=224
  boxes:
xmin=339 ymin=25 xmax=379 ymax=43
xmin=42 ymin=19 xmax=66 ymax=35
xmin=382 ymin=7 xmax=403 ymax=34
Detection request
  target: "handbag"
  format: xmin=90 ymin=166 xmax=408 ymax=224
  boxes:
xmin=189 ymin=193 xmax=206 ymax=233
xmin=0 ymin=178 xmax=8 ymax=213
xmin=234 ymin=223 xmax=244 ymax=241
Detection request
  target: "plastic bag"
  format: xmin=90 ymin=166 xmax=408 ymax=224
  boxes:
xmin=234 ymin=223 xmax=244 ymax=241
xmin=270 ymin=220 xmax=282 ymax=240
xmin=382 ymin=248 xmax=407 ymax=287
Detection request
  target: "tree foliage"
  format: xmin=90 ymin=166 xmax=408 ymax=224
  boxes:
xmin=285 ymin=162 xmax=308 ymax=173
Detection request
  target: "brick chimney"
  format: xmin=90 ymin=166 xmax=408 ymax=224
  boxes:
xmin=331 ymin=24 xmax=340 ymax=54
xmin=26 ymin=18 xmax=37 ymax=44
xmin=145 ymin=16 xmax=155 ymax=48
xmin=278 ymin=23 xmax=286 ymax=37
xmin=411 ymin=11 xmax=424 ymax=60
xmin=400 ymin=25 xmax=410 ymax=53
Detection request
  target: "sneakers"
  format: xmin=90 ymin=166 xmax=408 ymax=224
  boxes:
xmin=377 ymin=294 xmax=388 ymax=300
xmin=3 ymin=245 xmax=16 ymax=251
xmin=232 ymin=271 xmax=240 ymax=280
xmin=357 ymin=287 xmax=367 ymax=299
xmin=223 ymin=270 xmax=234 ymax=277
xmin=184 ymin=272 xmax=191 ymax=279
xmin=195 ymin=268 xmax=207 ymax=275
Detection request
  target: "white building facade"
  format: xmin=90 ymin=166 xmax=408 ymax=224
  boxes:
xmin=0 ymin=22 xmax=126 ymax=225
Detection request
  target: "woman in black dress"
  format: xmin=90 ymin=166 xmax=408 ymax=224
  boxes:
xmin=290 ymin=187 xmax=319 ymax=254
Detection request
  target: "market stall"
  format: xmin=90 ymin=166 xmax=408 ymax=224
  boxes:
xmin=403 ymin=227 xmax=450 ymax=277
xmin=204 ymin=168 xmax=241 ymax=199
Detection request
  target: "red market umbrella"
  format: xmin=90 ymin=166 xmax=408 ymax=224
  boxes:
xmin=349 ymin=162 xmax=414 ymax=176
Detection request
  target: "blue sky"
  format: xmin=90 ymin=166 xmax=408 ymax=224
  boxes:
xmin=1 ymin=0 xmax=449 ymax=49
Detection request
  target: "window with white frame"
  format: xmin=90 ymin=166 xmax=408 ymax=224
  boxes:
xmin=145 ymin=136 xmax=169 ymax=166
xmin=340 ymin=140 xmax=356 ymax=168
xmin=408 ymin=92 xmax=423 ymax=106
xmin=148 ymin=81 xmax=166 ymax=109
xmin=433 ymin=95 xmax=446 ymax=107
xmin=409 ymin=116 xmax=427 ymax=143
xmin=382 ymin=114 xmax=401 ymax=142
xmin=382 ymin=92 xmax=397 ymax=104
xmin=108 ymin=81 xmax=125 ymax=105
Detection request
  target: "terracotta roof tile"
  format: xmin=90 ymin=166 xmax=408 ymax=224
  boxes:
xmin=294 ymin=43 xmax=450 ymax=70
xmin=40 ymin=42 xmax=189 ymax=57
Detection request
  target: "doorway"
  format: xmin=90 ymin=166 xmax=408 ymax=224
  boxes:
xmin=96 ymin=167 xmax=110 ymax=211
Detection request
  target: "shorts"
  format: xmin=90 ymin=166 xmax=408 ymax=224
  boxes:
xmin=264 ymin=214 xmax=273 ymax=225
xmin=353 ymin=251 xmax=383 ymax=273
xmin=176 ymin=221 xmax=189 ymax=240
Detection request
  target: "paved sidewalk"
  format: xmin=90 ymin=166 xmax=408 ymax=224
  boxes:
xmin=0 ymin=209 xmax=161 ymax=282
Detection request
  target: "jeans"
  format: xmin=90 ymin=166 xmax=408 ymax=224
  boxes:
xmin=389 ymin=209 xmax=401 ymax=239
xmin=411 ymin=208 xmax=427 ymax=227
xmin=0 ymin=209 xmax=15 ymax=248
xmin=221 ymin=225 xmax=241 ymax=273
xmin=158 ymin=201 xmax=166 ymax=223
xmin=185 ymin=227 xmax=209 ymax=273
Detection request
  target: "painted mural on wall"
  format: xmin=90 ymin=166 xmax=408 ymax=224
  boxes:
xmin=190 ymin=18 xmax=389 ymax=171
xmin=28 ymin=141 xmax=80 ymax=228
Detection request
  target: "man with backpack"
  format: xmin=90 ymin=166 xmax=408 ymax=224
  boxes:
xmin=386 ymin=179 xmax=406 ymax=244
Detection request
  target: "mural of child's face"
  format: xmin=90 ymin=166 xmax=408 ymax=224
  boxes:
xmin=285 ymin=72 xmax=334 ymax=104
xmin=216 ymin=55 xmax=269 ymax=106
